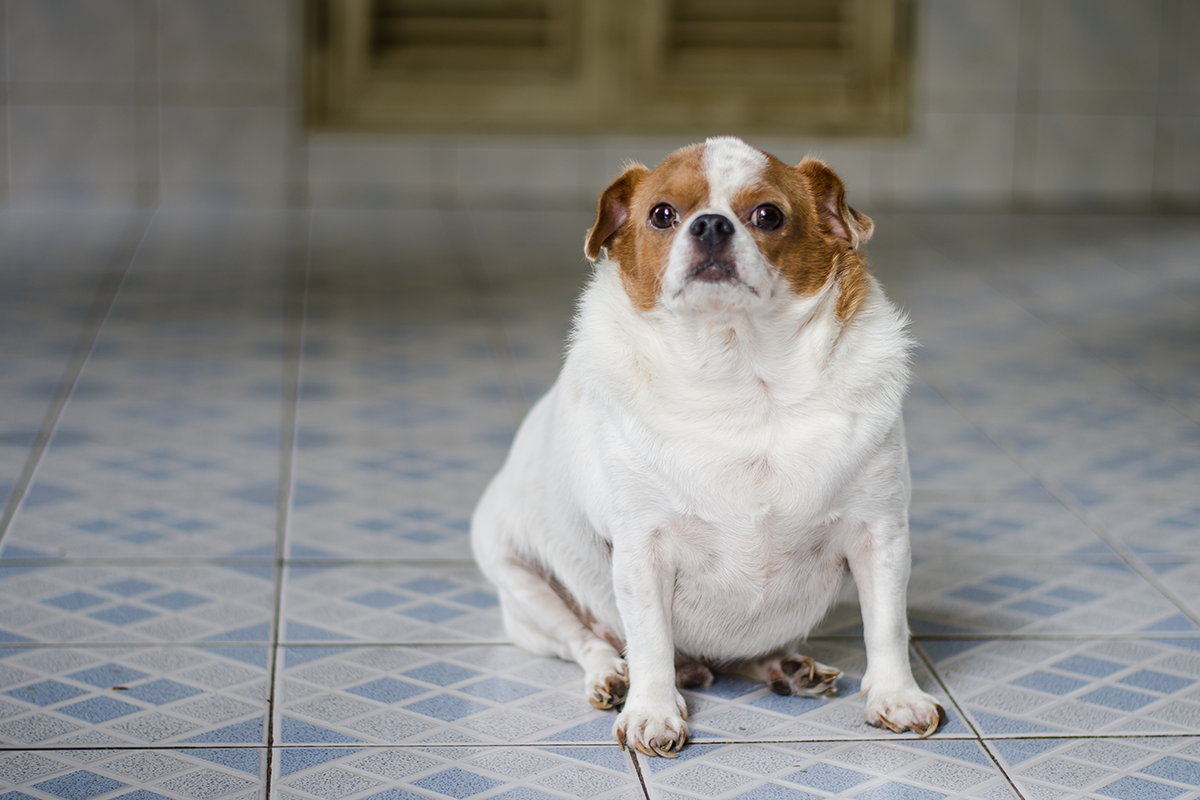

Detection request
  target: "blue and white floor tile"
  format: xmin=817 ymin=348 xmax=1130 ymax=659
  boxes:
xmin=2 ymin=445 xmax=281 ymax=560
xmin=906 ymin=499 xmax=1102 ymax=557
xmin=274 ymin=644 xmax=615 ymax=747
xmin=2 ymin=208 xmax=1199 ymax=798
xmin=638 ymin=740 xmax=1018 ymax=800
xmin=991 ymin=736 xmax=1200 ymax=800
xmin=0 ymin=748 xmax=265 ymax=800
xmin=281 ymin=565 xmax=501 ymax=645
xmin=272 ymin=744 xmax=643 ymax=800
xmin=0 ymin=645 xmax=268 ymax=747
xmin=904 ymin=557 xmax=1198 ymax=637
xmin=287 ymin=499 xmax=479 ymax=564
xmin=0 ymin=563 xmax=276 ymax=645
xmin=679 ymin=642 xmax=964 ymax=744
xmin=934 ymin=637 xmax=1200 ymax=736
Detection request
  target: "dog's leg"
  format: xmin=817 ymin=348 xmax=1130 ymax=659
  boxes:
xmin=610 ymin=539 xmax=689 ymax=757
xmin=724 ymin=653 xmax=841 ymax=697
xmin=847 ymin=526 xmax=945 ymax=738
xmin=492 ymin=557 xmax=628 ymax=710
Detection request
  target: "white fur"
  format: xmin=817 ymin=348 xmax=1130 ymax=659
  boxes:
xmin=702 ymin=136 xmax=767 ymax=202
xmin=471 ymin=141 xmax=942 ymax=756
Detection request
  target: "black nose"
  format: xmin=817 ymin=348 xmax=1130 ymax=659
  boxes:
xmin=689 ymin=214 xmax=734 ymax=249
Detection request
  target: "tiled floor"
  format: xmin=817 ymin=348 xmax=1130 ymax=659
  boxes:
xmin=1 ymin=205 xmax=1198 ymax=800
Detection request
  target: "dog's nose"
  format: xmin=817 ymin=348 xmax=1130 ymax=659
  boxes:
xmin=689 ymin=214 xmax=735 ymax=249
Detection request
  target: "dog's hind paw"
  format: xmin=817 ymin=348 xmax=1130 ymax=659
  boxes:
xmin=675 ymin=658 xmax=715 ymax=689
xmin=766 ymin=655 xmax=842 ymax=697
xmin=614 ymin=697 xmax=689 ymax=758
xmin=863 ymin=687 xmax=945 ymax=738
xmin=586 ymin=658 xmax=629 ymax=710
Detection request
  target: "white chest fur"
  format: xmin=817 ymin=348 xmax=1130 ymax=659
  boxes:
xmin=524 ymin=266 xmax=911 ymax=659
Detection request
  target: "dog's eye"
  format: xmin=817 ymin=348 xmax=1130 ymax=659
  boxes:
xmin=751 ymin=205 xmax=783 ymax=230
xmin=649 ymin=204 xmax=678 ymax=230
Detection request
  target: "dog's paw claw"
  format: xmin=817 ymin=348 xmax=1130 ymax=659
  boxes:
xmin=913 ymin=703 xmax=946 ymax=738
xmin=586 ymin=659 xmax=629 ymax=710
xmin=864 ymin=687 xmax=945 ymax=737
xmin=614 ymin=697 xmax=689 ymax=757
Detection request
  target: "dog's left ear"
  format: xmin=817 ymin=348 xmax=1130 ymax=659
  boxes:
xmin=586 ymin=163 xmax=649 ymax=261
xmin=797 ymin=158 xmax=873 ymax=251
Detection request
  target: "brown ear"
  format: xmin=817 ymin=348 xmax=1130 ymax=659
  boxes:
xmin=797 ymin=158 xmax=873 ymax=250
xmin=585 ymin=164 xmax=649 ymax=260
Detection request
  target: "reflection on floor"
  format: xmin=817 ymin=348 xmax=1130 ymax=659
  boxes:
xmin=1 ymin=207 xmax=1199 ymax=800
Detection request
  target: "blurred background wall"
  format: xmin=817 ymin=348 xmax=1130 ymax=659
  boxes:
xmin=0 ymin=0 xmax=1196 ymax=212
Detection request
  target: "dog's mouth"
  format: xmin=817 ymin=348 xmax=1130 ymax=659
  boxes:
xmin=688 ymin=259 xmax=738 ymax=283
xmin=680 ymin=259 xmax=759 ymax=297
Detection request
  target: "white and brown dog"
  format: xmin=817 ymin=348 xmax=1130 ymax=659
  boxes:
xmin=471 ymin=137 xmax=944 ymax=757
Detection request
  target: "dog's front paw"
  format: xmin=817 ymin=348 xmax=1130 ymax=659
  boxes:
xmin=614 ymin=692 xmax=689 ymax=757
xmin=585 ymin=657 xmax=629 ymax=710
xmin=863 ymin=686 xmax=945 ymax=738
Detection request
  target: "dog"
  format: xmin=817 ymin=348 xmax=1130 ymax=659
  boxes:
xmin=471 ymin=137 xmax=944 ymax=757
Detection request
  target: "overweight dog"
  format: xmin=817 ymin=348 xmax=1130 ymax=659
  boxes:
xmin=471 ymin=137 xmax=944 ymax=757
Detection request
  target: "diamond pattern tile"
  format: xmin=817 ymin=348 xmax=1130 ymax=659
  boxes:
xmin=281 ymin=564 xmax=502 ymax=644
xmin=0 ymin=645 xmax=267 ymax=747
xmin=0 ymin=563 xmax=275 ymax=644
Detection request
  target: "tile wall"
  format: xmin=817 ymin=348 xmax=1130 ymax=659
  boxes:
xmin=0 ymin=0 xmax=1197 ymax=209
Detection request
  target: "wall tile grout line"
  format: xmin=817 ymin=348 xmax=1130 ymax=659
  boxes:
xmin=0 ymin=206 xmax=155 ymax=548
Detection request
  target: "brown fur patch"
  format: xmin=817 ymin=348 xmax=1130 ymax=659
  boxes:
xmin=588 ymin=144 xmax=710 ymax=311
xmin=795 ymin=158 xmax=873 ymax=320
xmin=538 ymin=564 xmax=626 ymax=654
xmin=735 ymin=154 xmax=833 ymax=299
xmin=834 ymin=252 xmax=870 ymax=320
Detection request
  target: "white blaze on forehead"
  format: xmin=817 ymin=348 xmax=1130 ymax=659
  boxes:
xmin=701 ymin=137 xmax=767 ymax=206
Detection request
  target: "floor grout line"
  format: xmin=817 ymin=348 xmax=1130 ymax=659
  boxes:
xmin=912 ymin=639 xmax=1031 ymax=799
xmin=978 ymin=739 xmax=1031 ymax=800
xmin=911 ymin=639 xmax=984 ymax=742
xmin=262 ymin=207 xmax=313 ymax=793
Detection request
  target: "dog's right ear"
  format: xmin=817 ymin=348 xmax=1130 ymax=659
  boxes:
xmin=797 ymin=157 xmax=873 ymax=251
xmin=585 ymin=164 xmax=649 ymax=261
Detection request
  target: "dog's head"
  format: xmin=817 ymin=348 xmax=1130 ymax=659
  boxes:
xmin=585 ymin=137 xmax=873 ymax=319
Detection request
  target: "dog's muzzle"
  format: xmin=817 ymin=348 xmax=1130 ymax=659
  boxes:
xmin=686 ymin=214 xmax=741 ymax=284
